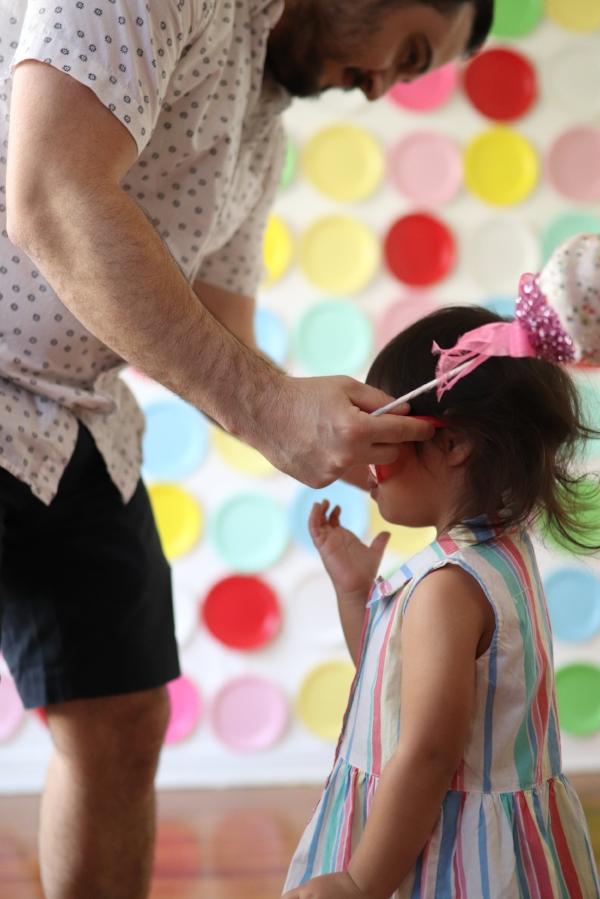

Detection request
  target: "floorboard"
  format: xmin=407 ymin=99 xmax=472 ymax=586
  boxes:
xmin=1 ymin=777 xmax=599 ymax=898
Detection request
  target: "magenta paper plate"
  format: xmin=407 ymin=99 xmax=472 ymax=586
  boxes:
xmin=547 ymin=127 xmax=600 ymax=202
xmin=0 ymin=672 xmax=24 ymax=742
xmin=210 ymin=676 xmax=288 ymax=752
xmin=388 ymin=132 xmax=462 ymax=205
xmin=387 ymin=63 xmax=458 ymax=112
xmin=376 ymin=294 xmax=440 ymax=351
xmin=165 ymin=675 xmax=203 ymax=745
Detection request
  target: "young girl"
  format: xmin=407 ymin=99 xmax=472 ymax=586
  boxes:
xmin=283 ymin=305 xmax=600 ymax=899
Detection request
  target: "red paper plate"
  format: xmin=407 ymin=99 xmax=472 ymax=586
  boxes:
xmin=464 ymin=48 xmax=537 ymax=121
xmin=202 ymin=575 xmax=281 ymax=650
xmin=384 ymin=213 xmax=456 ymax=286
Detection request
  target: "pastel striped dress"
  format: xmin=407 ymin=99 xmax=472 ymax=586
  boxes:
xmin=284 ymin=523 xmax=600 ymax=898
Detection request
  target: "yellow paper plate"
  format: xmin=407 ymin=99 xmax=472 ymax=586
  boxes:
xmin=464 ymin=128 xmax=538 ymax=206
xmin=213 ymin=429 xmax=275 ymax=477
xmin=299 ymin=216 xmax=380 ymax=294
xmin=262 ymin=215 xmax=293 ymax=287
xmin=148 ymin=484 xmax=203 ymax=561
xmin=371 ymin=504 xmax=436 ymax=558
xmin=297 ymin=661 xmax=355 ymax=741
xmin=546 ymin=0 xmax=600 ymax=32
xmin=302 ymin=124 xmax=384 ymax=202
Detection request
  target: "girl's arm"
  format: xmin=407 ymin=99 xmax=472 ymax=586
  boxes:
xmin=283 ymin=564 xmax=493 ymax=899
xmin=309 ymin=501 xmax=390 ymax=664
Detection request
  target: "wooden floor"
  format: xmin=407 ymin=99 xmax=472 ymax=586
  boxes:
xmin=2 ymin=776 xmax=600 ymax=898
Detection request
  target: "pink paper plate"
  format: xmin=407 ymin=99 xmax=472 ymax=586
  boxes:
xmin=547 ymin=127 xmax=600 ymax=202
xmin=388 ymin=132 xmax=462 ymax=205
xmin=165 ymin=675 xmax=203 ymax=745
xmin=210 ymin=676 xmax=288 ymax=752
xmin=0 ymin=672 xmax=24 ymax=742
xmin=387 ymin=63 xmax=458 ymax=112
xmin=376 ymin=294 xmax=440 ymax=351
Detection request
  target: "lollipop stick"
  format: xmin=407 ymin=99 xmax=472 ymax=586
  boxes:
xmin=371 ymin=361 xmax=471 ymax=418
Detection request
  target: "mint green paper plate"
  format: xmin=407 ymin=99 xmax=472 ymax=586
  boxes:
xmin=294 ymin=300 xmax=373 ymax=376
xmin=210 ymin=493 xmax=289 ymax=572
xmin=542 ymin=211 xmax=600 ymax=264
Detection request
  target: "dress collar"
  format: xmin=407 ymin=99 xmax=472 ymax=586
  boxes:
xmin=367 ymin=517 xmax=504 ymax=607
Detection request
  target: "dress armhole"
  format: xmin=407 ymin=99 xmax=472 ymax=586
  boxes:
xmin=401 ymin=558 xmax=500 ymax=658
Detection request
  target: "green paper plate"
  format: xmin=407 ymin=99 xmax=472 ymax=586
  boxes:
xmin=556 ymin=664 xmax=600 ymax=736
xmin=294 ymin=300 xmax=373 ymax=376
xmin=210 ymin=492 xmax=290 ymax=572
xmin=491 ymin=0 xmax=543 ymax=38
xmin=280 ymin=137 xmax=297 ymax=190
xmin=541 ymin=476 xmax=600 ymax=555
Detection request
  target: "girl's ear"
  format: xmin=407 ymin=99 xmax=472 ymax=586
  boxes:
xmin=436 ymin=428 xmax=473 ymax=467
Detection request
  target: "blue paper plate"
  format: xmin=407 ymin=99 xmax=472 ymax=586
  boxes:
xmin=478 ymin=296 xmax=516 ymax=318
xmin=143 ymin=398 xmax=208 ymax=481
xmin=291 ymin=481 xmax=369 ymax=553
xmin=210 ymin=492 xmax=290 ymax=572
xmin=255 ymin=308 xmax=289 ymax=366
xmin=544 ymin=568 xmax=600 ymax=642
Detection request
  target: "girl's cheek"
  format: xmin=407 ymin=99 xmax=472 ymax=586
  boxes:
xmin=379 ymin=444 xmax=414 ymax=482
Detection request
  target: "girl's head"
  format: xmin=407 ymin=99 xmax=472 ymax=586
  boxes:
xmin=367 ymin=305 xmax=599 ymax=550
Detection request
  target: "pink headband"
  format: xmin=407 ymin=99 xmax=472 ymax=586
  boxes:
xmin=372 ymin=274 xmax=576 ymax=418
xmin=433 ymin=273 xmax=575 ymax=399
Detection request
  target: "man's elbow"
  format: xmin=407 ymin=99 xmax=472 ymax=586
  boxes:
xmin=6 ymin=186 xmax=56 ymax=255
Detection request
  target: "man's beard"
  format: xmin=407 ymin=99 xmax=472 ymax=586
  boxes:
xmin=266 ymin=7 xmax=326 ymax=97
xmin=266 ymin=3 xmax=367 ymax=98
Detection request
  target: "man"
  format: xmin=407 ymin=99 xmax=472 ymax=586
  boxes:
xmin=0 ymin=0 xmax=492 ymax=896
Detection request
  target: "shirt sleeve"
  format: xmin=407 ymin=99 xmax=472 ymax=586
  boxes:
xmin=194 ymin=122 xmax=287 ymax=298
xmin=539 ymin=232 xmax=600 ymax=365
xmin=11 ymin=0 xmax=201 ymax=154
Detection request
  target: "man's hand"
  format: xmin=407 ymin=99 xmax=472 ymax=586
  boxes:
xmin=244 ymin=377 xmax=434 ymax=487
xmin=283 ymin=872 xmax=367 ymax=899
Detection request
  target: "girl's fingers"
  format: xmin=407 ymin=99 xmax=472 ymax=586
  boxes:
xmin=329 ymin=504 xmax=342 ymax=526
xmin=370 ymin=531 xmax=391 ymax=557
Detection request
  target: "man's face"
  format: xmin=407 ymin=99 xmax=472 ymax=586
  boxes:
xmin=267 ymin=2 xmax=476 ymax=99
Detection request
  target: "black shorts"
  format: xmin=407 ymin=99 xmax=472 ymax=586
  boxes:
xmin=0 ymin=424 xmax=180 ymax=708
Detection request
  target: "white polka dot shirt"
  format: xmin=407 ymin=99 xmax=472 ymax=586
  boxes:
xmin=0 ymin=0 xmax=288 ymax=504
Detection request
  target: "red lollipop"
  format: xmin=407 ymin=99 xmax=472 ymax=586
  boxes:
xmin=384 ymin=213 xmax=456 ymax=287
xmin=202 ymin=575 xmax=281 ymax=650
xmin=464 ymin=48 xmax=537 ymax=122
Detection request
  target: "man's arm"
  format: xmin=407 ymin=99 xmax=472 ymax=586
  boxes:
xmin=7 ymin=61 xmax=433 ymax=486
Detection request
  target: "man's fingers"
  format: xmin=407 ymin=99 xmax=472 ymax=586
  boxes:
xmin=366 ymin=411 xmax=434 ymax=445
xmin=345 ymin=379 xmax=403 ymax=414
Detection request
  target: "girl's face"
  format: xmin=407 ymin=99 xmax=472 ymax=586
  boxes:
xmin=367 ymin=418 xmax=471 ymax=533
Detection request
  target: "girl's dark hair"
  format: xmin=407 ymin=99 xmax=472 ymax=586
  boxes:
xmin=367 ymin=305 xmax=600 ymax=552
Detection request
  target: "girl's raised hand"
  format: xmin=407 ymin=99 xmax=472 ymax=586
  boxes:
xmin=309 ymin=500 xmax=390 ymax=599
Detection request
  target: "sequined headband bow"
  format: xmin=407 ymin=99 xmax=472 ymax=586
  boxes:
xmin=372 ymin=273 xmax=576 ymax=418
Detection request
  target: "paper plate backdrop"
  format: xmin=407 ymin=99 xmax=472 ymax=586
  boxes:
xmin=2 ymin=1 xmax=600 ymax=793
